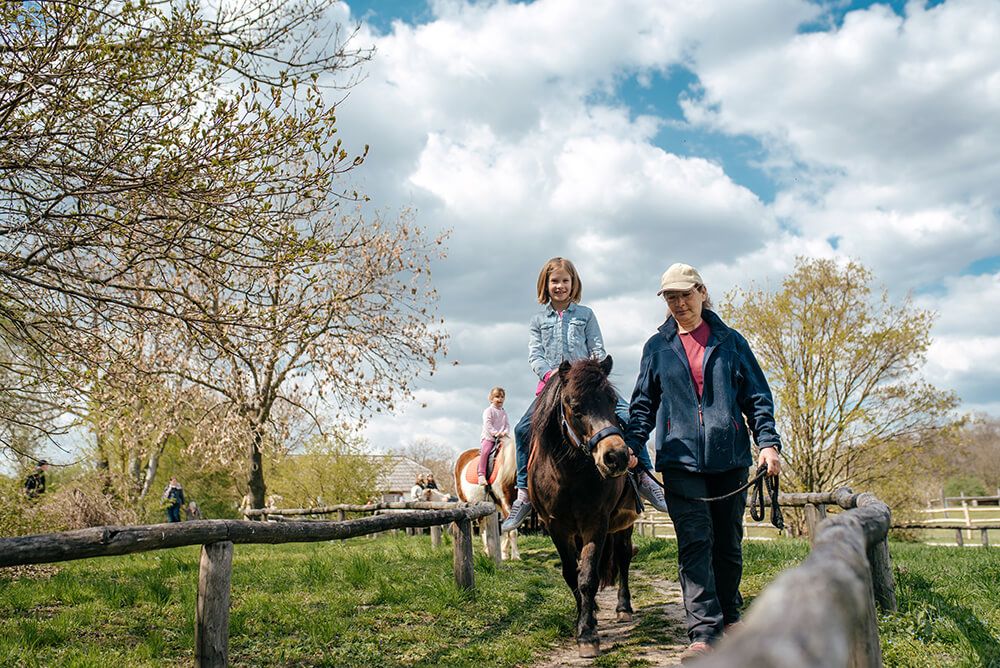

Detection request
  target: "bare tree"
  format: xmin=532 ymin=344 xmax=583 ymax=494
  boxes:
xmin=1 ymin=0 xmax=374 ymax=449
xmin=169 ymin=211 xmax=446 ymax=510
xmin=390 ymin=437 xmax=458 ymax=495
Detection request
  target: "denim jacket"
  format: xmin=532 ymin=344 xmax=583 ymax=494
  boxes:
xmin=528 ymin=303 xmax=607 ymax=380
xmin=625 ymin=309 xmax=781 ymax=474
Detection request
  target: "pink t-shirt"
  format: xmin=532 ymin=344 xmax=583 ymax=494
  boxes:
xmin=679 ymin=320 xmax=711 ymax=398
xmin=481 ymin=405 xmax=510 ymax=441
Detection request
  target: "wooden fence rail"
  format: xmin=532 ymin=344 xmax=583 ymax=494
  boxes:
xmin=702 ymin=490 xmax=895 ymax=668
xmin=0 ymin=501 xmax=497 ymax=668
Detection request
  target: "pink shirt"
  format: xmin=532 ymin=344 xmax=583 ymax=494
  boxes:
xmin=481 ymin=405 xmax=510 ymax=441
xmin=679 ymin=320 xmax=711 ymax=398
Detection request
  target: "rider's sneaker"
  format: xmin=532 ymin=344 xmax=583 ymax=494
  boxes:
xmin=477 ymin=474 xmax=487 ymax=486
xmin=501 ymin=499 xmax=532 ymax=533
xmin=636 ymin=471 xmax=669 ymax=513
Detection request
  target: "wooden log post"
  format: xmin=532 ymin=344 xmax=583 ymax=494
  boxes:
xmin=430 ymin=524 xmax=442 ymax=548
xmin=868 ymin=538 xmax=898 ymax=612
xmin=956 ymin=529 xmax=964 ymax=547
xmin=982 ymin=528 xmax=990 ymax=548
xmin=195 ymin=541 xmax=233 ymax=668
xmin=483 ymin=511 xmax=502 ymax=567
xmin=962 ymin=500 xmax=972 ymax=543
xmin=451 ymin=517 xmax=475 ymax=590
xmin=804 ymin=503 xmax=828 ymax=545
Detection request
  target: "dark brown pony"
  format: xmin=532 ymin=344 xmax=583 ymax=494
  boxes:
xmin=528 ymin=356 xmax=640 ymax=658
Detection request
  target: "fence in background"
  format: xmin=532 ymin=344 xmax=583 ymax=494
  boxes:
xmin=0 ymin=501 xmax=497 ymax=668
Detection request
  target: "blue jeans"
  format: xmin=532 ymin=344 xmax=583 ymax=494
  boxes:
xmin=514 ymin=392 xmax=653 ymax=489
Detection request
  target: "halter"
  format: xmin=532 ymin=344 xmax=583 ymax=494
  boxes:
xmin=559 ymin=401 xmax=624 ymax=456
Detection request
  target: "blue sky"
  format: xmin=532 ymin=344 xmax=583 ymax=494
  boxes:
xmin=319 ymin=0 xmax=1000 ymax=454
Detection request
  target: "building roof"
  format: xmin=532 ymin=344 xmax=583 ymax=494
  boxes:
xmin=369 ymin=455 xmax=432 ymax=493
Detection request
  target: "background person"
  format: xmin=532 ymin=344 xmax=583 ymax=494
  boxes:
xmin=162 ymin=476 xmax=186 ymax=523
xmin=625 ymin=262 xmax=781 ymax=661
xmin=478 ymin=386 xmax=510 ymax=485
xmin=23 ymin=459 xmax=49 ymax=499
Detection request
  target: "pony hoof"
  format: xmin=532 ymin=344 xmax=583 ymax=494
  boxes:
xmin=616 ymin=611 xmax=633 ymax=623
xmin=577 ymin=641 xmax=600 ymax=658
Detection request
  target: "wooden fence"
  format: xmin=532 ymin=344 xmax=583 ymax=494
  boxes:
xmin=703 ymin=489 xmax=896 ymax=668
xmin=240 ymin=500 xmax=505 ymax=559
xmin=897 ymin=499 xmax=1000 ymax=547
xmin=0 ymin=501 xmax=497 ymax=668
xmin=634 ymin=490 xmax=844 ymax=544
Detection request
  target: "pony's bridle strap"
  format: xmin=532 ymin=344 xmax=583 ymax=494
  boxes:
xmin=560 ymin=403 xmax=624 ymax=456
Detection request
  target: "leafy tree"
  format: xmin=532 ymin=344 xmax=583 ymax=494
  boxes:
xmin=721 ymin=258 xmax=961 ymax=504
xmin=268 ymin=433 xmax=380 ymax=508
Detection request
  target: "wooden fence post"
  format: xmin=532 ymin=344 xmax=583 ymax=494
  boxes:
xmin=431 ymin=525 xmax=442 ymax=548
xmin=451 ymin=518 xmax=475 ymax=590
xmin=962 ymin=499 xmax=972 ymax=542
xmin=804 ymin=503 xmax=826 ymax=544
xmin=955 ymin=529 xmax=964 ymax=547
xmin=483 ymin=512 xmax=502 ymax=567
xmin=868 ymin=538 xmax=898 ymax=612
xmin=981 ymin=528 xmax=990 ymax=548
xmin=195 ymin=541 xmax=233 ymax=668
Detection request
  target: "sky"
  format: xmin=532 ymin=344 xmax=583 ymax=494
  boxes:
xmin=316 ymin=0 xmax=1000 ymax=457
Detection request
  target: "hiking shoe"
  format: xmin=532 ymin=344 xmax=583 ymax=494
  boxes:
xmin=501 ymin=499 xmax=532 ymax=533
xmin=679 ymin=641 xmax=712 ymax=663
xmin=636 ymin=471 xmax=668 ymax=513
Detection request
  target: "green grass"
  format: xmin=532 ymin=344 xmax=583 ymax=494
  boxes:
xmin=1 ymin=533 xmax=998 ymax=667
xmin=631 ymin=535 xmax=1000 ymax=668
xmin=0 ymin=534 xmax=572 ymax=667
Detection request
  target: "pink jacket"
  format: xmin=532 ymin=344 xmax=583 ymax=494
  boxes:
xmin=480 ymin=405 xmax=510 ymax=442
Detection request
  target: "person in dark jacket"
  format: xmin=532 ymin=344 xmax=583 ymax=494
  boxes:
xmin=162 ymin=476 xmax=186 ymax=523
xmin=625 ymin=263 xmax=781 ymax=662
xmin=23 ymin=460 xmax=49 ymax=499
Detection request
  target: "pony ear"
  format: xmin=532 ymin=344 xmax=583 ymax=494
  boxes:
xmin=599 ymin=354 xmax=613 ymax=375
xmin=558 ymin=360 xmax=572 ymax=382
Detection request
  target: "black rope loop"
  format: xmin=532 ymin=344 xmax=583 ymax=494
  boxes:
xmin=642 ymin=463 xmax=784 ymax=530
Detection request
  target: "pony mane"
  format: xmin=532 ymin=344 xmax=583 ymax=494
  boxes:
xmin=531 ymin=359 xmax=617 ymax=461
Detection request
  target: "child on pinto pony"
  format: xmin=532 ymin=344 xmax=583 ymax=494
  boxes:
xmin=478 ymin=386 xmax=510 ymax=485
xmin=501 ymin=257 xmax=667 ymax=533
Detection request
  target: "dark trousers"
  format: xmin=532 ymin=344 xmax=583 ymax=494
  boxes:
xmin=663 ymin=466 xmax=748 ymax=643
xmin=166 ymin=505 xmax=181 ymax=523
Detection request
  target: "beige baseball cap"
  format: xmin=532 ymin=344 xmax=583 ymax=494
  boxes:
xmin=656 ymin=263 xmax=703 ymax=295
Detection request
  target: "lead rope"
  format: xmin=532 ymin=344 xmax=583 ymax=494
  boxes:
xmin=643 ymin=463 xmax=784 ymax=530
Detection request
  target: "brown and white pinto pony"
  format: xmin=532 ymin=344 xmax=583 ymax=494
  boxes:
xmin=453 ymin=434 xmax=520 ymax=560
xmin=528 ymin=356 xmax=639 ymax=658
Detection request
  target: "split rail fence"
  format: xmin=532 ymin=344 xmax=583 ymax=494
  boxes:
xmin=896 ymin=497 xmax=1000 ymax=547
xmin=703 ymin=489 xmax=896 ymax=668
xmin=0 ymin=500 xmax=498 ymax=668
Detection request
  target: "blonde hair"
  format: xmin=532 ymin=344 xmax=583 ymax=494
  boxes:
xmin=488 ymin=386 xmax=505 ymax=401
xmin=536 ymin=257 xmax=582 ymax=304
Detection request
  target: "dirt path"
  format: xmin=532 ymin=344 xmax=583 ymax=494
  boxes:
xmin=532 ymin=569 xmax=690 ymax=667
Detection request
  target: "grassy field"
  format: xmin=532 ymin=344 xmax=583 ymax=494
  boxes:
xmin=1 ymin=532 xmax=998 ymax=667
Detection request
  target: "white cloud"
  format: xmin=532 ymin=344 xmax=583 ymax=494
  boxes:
xmin=324 ymin=0 xmax=1000 ymax=452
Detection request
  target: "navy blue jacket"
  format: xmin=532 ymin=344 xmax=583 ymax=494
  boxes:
xmin=625 ymin=310 xmax=781 ymax=474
